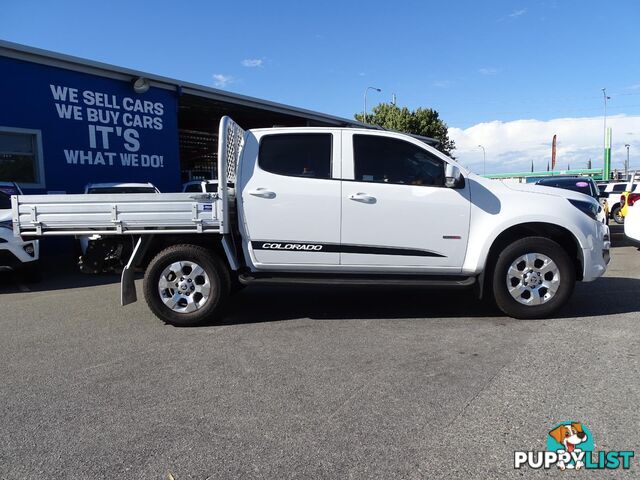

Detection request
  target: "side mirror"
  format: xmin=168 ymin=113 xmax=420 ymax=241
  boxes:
xmin=445 ymin=164 xmax=464 ymax=188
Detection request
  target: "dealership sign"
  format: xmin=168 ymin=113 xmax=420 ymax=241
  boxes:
xmin=0 ymin=56 xmax=180 ymax=192
xmin=50 ymin=84 xmax=167 ymax=170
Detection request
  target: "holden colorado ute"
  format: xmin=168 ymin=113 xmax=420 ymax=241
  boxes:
xmin=11 ymin=117 xmax=611 ymax=325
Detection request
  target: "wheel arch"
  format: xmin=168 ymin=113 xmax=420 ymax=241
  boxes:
xmin=139 ymin=234 xmax=230 ymax=269
xmin=484 ymin=222 xmax=584 ymax=283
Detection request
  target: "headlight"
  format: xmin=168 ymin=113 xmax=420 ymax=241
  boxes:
xmin=0 ymin=219 xmax=12 ymax=230
xmin=568 ymin=199 xmax=599 ymax=220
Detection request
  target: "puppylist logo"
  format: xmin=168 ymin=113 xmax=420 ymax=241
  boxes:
xmin=514 ymin=421 xmax=635 ymax=471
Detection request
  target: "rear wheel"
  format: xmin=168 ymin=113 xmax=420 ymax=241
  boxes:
xmin=492 ymin=237 xmax=575 ymax=319
xmin=143 ymin=245 xmax=230 ymax=326
xmin=612 ymin=205 xmax=624 ymax=224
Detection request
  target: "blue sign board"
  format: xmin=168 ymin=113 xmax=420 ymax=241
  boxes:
xmin=0 ymin=56 xmax=180 ymax=192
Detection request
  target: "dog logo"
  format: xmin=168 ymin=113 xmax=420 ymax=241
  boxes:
xmin=514 ymin=421 xmax=635 ymax=471
xmin=547 ymin=422 xmax=591 ymax=470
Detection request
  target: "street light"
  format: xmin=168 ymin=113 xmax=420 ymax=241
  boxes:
xmin=363 ymin=86 xmax=382 ymax=124
xmin=478 ymin=144 xmax=486 ymax=175
xmin=602 ymin=88 xmax=610 ymax=155
xmin=625 ymin=143 xmax=630 ymax=178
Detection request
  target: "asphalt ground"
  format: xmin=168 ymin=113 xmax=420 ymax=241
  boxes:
xmin=1 ymin=225 xmax=639 ymax=479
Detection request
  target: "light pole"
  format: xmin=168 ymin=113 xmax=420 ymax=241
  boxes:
xmin=478 ymin=144 xmax=486 ymax=175
xmin=625 ymin=143 xmax=630 ymax=178
xmin=363 ymin=86 xmax=382 ymax=124
xmin=602 ymin=88 xmax=610 ymax=152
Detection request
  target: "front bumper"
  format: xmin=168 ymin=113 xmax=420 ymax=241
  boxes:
xmin=581 ymin=222 xmax=611 ymax=282
xmin=0 ymin=230 xmax=39 ymax=270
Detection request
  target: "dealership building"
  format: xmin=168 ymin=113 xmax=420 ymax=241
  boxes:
xmin=0 ymin=40 xmax=365 ymax=194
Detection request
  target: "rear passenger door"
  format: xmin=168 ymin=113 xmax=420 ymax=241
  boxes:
xmin=239 ymin=130 xmax=342 ymax=267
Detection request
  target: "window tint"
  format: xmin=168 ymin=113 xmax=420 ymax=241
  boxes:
xmin=353 ymin=135 xmax=445 ymax=186
xmin=184 ymin=184 xmax=202 ymax=192
xmin=612 ymin=184 xmax=627 ymax=192
xmin=0 ymin=191 xmax=11 ymax=209
xmin=259 ymin=134 xmax=332 ymax=179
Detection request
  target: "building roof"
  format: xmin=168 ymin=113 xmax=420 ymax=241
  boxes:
xmin=0 ymin=40 xmax=362 ymax=127
xmin=0 ymin=40 xmax=438 ymax=145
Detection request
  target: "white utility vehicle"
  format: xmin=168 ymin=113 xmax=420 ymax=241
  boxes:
xmin=11 ymin=117 xmax=611 ymax=325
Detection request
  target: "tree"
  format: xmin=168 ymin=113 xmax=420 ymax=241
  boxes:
xmin=354 ymin=103 xmax=456 ymax=156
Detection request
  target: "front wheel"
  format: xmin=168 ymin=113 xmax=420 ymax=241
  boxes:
xmin=492 ymin=237 xmax=575 ymax=319
xmin=143 ymin=245 xmax=230 ymax=326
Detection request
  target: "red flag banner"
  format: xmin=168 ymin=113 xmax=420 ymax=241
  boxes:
xmin=551 ymin=134 xmax=557 ymax=170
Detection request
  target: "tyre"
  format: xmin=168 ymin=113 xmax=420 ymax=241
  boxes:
xmin=143 ymin=244 xmax=230 ymax=326
xmin=492 ymin=237 xmax=575 ymax=319
xmin=612 ymin=205 xmax=624 ymax=224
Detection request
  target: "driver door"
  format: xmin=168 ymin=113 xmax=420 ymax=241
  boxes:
xmin=340 ymin=132 xmax=471 ymax=272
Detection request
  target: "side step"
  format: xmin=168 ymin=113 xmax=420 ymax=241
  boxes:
xmin=238 ymin=272 xmax=476 ymax=288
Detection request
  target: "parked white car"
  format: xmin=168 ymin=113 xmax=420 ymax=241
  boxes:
xmin=182 ymin=180 xmax=219 ymax=193
xmin=83 ymin=182 xmax=160 ymax=195
xmin=0 ymin=182 xmax=39 ymax=279
xmin=78 ymin=182 xmax=159 ymax=273
xmin=599 ymin=181 xmax=640 ymax=223
xmin=623 ymin=193 xmax=640 ymax=244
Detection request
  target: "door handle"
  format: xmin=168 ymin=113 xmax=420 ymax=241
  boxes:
xmin=248 ymin=188 xmax=276 ymax=199
xmin=348 ymin=192 xmax=376 ymax=204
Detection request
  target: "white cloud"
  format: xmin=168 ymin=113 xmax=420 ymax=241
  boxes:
xmin=433 ymin=80 xmax=451 ymax=88
xmin=449 ymin=115 xmax=640 ymax=174
xmin=508 ymin=8 xmax=527 ymax=18
xmin=478 ymin=67 xmax=499 ymax=76
xmin=212 ymin=74 xmax=234 ymax=88
xmin=241 ymin=58 xmax=263 ymax=68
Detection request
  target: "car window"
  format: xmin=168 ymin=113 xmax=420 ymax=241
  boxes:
xmin=204 ymin=183 xmax=218 ymax=192
xmin=612 ymin=184 xmax=627 ymax=192
xmin=0 ymin=191 xmax=11 ymax=209
xmin=183 ymin=184 xmax=202 ymax=192
xmin=353 ymin=135 xmax=445 ymax=186
xmin=259 ymin=133 xmax=332 ymax=179
xmin=0 ymin=185 xmax=20 ymax=197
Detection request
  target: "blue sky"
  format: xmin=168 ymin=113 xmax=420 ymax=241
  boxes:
xmin=3 ymin=0 xmax=640 ymax=172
